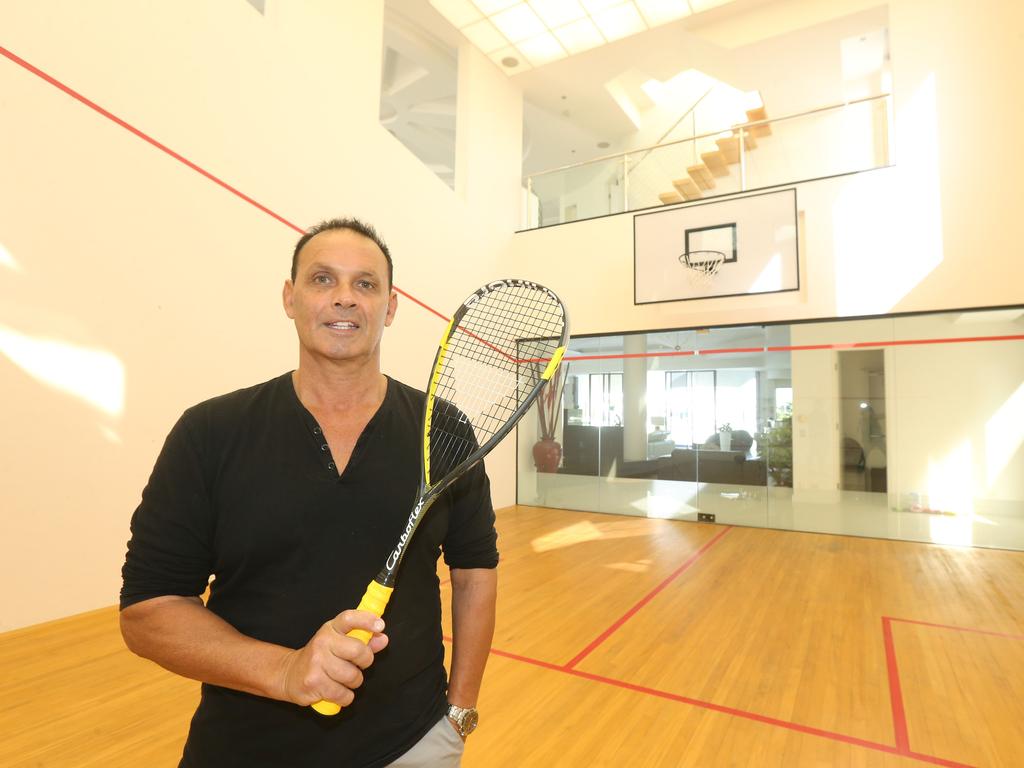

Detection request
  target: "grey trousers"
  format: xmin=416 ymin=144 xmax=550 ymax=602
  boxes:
xmin=385 ymin=715 xmax=465 ymax=768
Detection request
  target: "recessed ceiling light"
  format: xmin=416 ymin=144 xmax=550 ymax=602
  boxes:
xmin=597 ymin=141 xmax=611 ymax=148
xmin=489 ymin=45 xmax=533 ymax=72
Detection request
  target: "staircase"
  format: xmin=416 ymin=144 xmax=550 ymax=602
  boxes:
xmin=657 ymin=107 xmax=772 ymax=205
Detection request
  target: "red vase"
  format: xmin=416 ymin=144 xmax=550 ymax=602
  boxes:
xmin=532 ymin=438 xmax=562 ymax=473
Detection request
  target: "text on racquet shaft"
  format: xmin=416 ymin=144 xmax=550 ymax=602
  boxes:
xmin=386 ymin=501 xmax=427 ymax=572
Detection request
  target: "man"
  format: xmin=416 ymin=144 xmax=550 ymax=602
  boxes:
xmin=120 ymin=218 xmax=498 ymax=767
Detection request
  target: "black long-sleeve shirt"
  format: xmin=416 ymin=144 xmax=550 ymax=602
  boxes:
xmin=121 ymin=373 xmax=498 ymax=767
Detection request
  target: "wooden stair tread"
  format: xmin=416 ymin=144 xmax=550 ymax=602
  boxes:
xmin=658 ymin=191 xmax=683 ymax=205
xmin=736 ymin=130 xmax=757 ymax=149
xmin=746 ymin=106 xmax=772 ymax=137
xmin=701 ymin=151 xmax=730 ymax=176
xmin=716 ymin=136 xmax=740 ymax=163
xmin=687 ymin=164 xmax=715 ymax=190
xmin=717 ymin=129 xmax=757 ymax=162
xmin=672 ymin=177 xmax=703 ymax=200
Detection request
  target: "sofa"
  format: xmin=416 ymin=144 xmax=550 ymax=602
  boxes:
xmin=656 ymin=448 xmax=767 ymax=486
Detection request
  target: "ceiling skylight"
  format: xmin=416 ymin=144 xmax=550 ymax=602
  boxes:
xmin=429 ymin=0 xmax=730 ymax=73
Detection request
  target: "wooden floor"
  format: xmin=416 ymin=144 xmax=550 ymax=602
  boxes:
xmin=3 ymin=506 xmax=1023 ymax=767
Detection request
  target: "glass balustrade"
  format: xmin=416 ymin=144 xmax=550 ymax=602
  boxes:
xmin=524 ymin=94 xmax=892 ymax=229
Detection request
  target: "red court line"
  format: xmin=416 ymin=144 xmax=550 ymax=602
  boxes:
xmin=484 ymin=645 xmax=973 ymax=767
xmin=766 ymin=343 xmax=834 ymax=352
xmin=565 ymin=333 xmax=1024 ymax=364
xmin=0 ymin=44 xmax=451 ymax=324
xmin=849 ymin=334 xmax=1024 ymax=348
xmin=564 ymin=350 xmax=695 ymax=362
xmin=882 ymin=615 xmax=1024 ymax=765
xmin=882 ymin=617 xmax=912 ymax=752
xmin=696 ymin=346 xmax=767 ymax=355
xmin=888 ymin=616 xmax=1024 ymax=641
xmin=0 ymin=45 xmax=304 ymax=236
xmin=6 ymin=47 xmax=1021 ymax=360
xmin=563 ymin=525 xmax=732 ymax=670
xmin=768 ymin=335 xmax=1024 ymax=352
xmin=395 ymin=287 xmax=449 ymax=321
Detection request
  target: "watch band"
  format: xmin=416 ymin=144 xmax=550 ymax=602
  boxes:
xmin=446 ymin=703 xmax=479 ymax=737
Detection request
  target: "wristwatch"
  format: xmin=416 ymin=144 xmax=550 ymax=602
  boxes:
xmin=446 ymin=703 xmax=479 ymax=738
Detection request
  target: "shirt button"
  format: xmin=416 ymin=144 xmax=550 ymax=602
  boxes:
xmin=313 ymin=427 xmax=321 ymax=434
xmin=321 ymin=444 xmax=329 ymax=451
xmin=328 ymin=462 xmax=336 ymax=470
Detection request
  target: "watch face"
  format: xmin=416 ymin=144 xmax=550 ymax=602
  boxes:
xmin=448 ymin=705 xmax=480 ymax=736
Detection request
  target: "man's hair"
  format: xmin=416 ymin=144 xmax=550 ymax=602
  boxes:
xmin=291 ymin=218 xmax=393 ymax=288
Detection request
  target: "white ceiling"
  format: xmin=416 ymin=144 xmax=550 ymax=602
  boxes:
xmin=385 ymin=0 xmax=889 ymax=177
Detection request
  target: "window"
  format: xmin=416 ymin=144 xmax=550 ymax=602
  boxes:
xmin=380 ymin=4 xmax=458 ymax=190
xmin=585 ymin=373 xmax=622 ymax=426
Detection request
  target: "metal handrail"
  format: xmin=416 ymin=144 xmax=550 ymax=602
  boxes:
xmin=627 ymin=86 xmax=715 ymax=175
xmin=527 ymin=93 xmax=891 ymax=179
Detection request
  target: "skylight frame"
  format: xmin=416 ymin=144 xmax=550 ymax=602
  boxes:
xmin=428 ymin=0 xmax=717 ymax=73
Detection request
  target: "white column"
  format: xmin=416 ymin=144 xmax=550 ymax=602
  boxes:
xmin=622 ymin=335 xmax=648 ymax=461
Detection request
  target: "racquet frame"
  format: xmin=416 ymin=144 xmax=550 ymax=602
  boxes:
xmin=312 ymin=279 xmax=568 ymax=715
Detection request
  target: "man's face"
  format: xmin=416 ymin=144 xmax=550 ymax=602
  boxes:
xmin=283 ymin=229 xmax=397 ymax=366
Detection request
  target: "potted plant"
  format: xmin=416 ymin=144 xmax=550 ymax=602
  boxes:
xmin=718 ymin=422 xmax=733 ymax=451
xmin=756 ymin=414 xmax=793 ymax=487
xmin=533 ymin=363 xmax=567 ymax=472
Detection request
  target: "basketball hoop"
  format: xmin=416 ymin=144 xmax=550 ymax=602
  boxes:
xmin=678 ymin=249 xmax=726 ymax=289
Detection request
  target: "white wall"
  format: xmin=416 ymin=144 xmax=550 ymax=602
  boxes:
xmin=0 ymin=1 xmax=521 ymax=630
xmin=782 ymin=313 xmax=1024 ymax=514
xmin=888 ymin=315 xmax=1024 ymax=515
xmin=510 ymin=0 xmax=1024 ymax=336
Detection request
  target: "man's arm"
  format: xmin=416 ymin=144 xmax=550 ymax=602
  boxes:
xmin=446 ymin=567 xmax=497 ymax=711
xmin=120 ymin=595 xmax=388 ymax=708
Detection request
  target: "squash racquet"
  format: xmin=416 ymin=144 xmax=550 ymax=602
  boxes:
xmin=312 ymin=278 xmax=568 ymax=715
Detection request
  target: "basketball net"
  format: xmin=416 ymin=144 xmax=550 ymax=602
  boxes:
xmin=679 ymin=250 xmax=725 ymax=289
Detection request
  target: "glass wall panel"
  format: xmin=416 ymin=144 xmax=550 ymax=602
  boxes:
xmin=767 ymin=316 xmax=895 ymax=539
xmin=688 ymin=325 xmax=769 ymax=528
xmin=517 ymin=306 xmax=1024 ymax=550
xmin=529 ymin=157 xmax=625 ymax=227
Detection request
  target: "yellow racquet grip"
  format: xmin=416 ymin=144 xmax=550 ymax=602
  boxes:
xmin=311 ymin=580 xmax=394 ymax=716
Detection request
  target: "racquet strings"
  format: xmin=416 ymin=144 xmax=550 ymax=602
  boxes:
xmin=428 ymin=283 xmax=566 ymax=483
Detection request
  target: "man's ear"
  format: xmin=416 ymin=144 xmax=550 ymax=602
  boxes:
xmin=384 ymin=289 xmax=398 ymax=327
xmin=282 ymin=279 xmax=295 ymax=319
